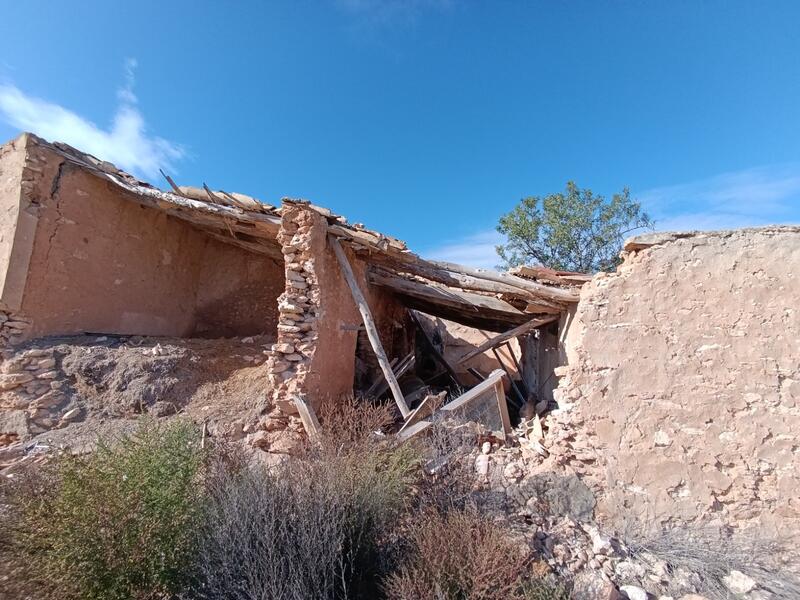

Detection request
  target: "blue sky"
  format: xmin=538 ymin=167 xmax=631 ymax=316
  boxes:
xmin=1 ymin=1 xmax=799 ymax=267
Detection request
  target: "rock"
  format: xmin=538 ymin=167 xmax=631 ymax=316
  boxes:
xmin=273 ymin=342 xmax=295 ymax=354
xmin=572 ymin=570 xmax=622 ymax=600
xmin=60 ymin=407 xmax=81 ymax=422
xmin=36 ymin=370 xmax=59 ymax=379
xmin=0 ymin=372 xmax=34 ymax=390
xmin=481 ymin=441 xmax=492 ymax=454
xmin=619 ymin=585 xmax=649 ymax=600
xmin=654 ymin=430 xmax=672 ymax=447
xmin=271 ymin=360 xmax=291 ymax=373
xmin=283 ymin=353 xmax=304 ymax=362
xmin=35 ymin=357 xmax=56 ymax=370
xmin=677 ymin=596 xmax=710 ymax=600
xmin=275 ymin=398 xmax=299 ymax=415
xmin=0 ymin=410 xmax=29 ymax=437
xmin=723 ymin=570 xmax=756 ymax=595
xmin=588 ymin=526 xmax=614 ymax=555
xmin=474 ymin=454 xmax=490 ymax=477
xmin=249 ymin=430 xmax=270 ymax=450
xmin=285 ymin=270 xmax=306 ymax=282
xmin=614 ymin=559 xmax=647 ymax=581
xmin=503 ymin=461 xmax=524 ymax=481
xmin=279 ymin=302 xmax=304 ymax=314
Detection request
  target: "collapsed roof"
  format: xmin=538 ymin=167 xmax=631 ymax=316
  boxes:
xmin=35 ymin=134 xmax=583 ymax=332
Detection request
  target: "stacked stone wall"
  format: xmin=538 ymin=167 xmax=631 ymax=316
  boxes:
xmin=265 ymin=202 xmax=324 ymax=414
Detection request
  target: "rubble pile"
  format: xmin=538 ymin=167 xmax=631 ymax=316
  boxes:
xmin=0 ymin=335 xmax=273 ymax=475
xmin=429 ymin=418 xmax=788 ymax=600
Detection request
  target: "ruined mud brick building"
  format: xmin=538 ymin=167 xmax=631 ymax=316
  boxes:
xmin=0 ymin=132 xmax=798 ymax=541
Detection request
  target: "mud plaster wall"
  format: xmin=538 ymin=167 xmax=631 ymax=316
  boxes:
xmin=415 ymin=314 xmax=521 ymax=391
xmin=7 ymin=140 xmax=283 ymax=340
xmin=0 ymin=135 xmax=33 ymax=310
xmin=551 ymin=227 xmax=800 ymax=537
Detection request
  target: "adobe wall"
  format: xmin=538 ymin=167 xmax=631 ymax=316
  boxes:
xmin=550 ymin=227 xmax=800 ymax=537
xmin=0 ymin=135 xmax=283 ymax=341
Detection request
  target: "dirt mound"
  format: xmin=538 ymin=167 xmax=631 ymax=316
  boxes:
xmin=0 ymin=334 xmax=273 ymax=465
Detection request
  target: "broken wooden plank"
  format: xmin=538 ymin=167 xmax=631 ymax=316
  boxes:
xmin=456 ymin=315 xmax=559 ymax=365
xmin=439 ymin=369 xmax=512 ymax=439
xmin=397 ymin=419 xmax=433 ymax=442
xmin=440 ymin=369 xmax=505 ymax=414
xmin=293 ymin=395 xmax=322 ymax=441
xmin=159 ymin=169 xmax=186 ymax=197
xmin=492 ymin=375 xmax=513 ymax=438
xmin=329 ymin=235 xmax=411 ymax=417
xmin=398 ymin=391 xmax=445 ymax=434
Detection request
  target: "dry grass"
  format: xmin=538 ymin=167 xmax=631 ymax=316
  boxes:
xmin=184 ymin=396 xmax=421 ymax=600
xmin=623 ymin=524 xmax=800 ymax=600
xmin=384 ymin=508 xmax=567 ymax=600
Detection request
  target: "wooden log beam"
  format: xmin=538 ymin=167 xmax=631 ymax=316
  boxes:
xmin=456 ymin=315 xmax=559 ymax=365
xmin=329 ymin=235 xmax=411 ymax=417
xmin=354 ymin=250 xmax=566 ymax=311
xmin=368 ymin=269 xmax=526 ymax=320
xmin=429 ymin=260 xmax=580 ymax=304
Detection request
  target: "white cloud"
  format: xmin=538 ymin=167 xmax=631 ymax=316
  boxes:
xmin=639 ymin=164 xmax=800 ymax=232
xmin=422 ymin=229 xmax=505 ymax=270
xmin=0 ymin=60 xmax=184 ymax=180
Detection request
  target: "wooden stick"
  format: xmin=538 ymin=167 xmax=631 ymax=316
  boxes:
xmin=456 ymin=315 xmax=558 ymax=365
xmin=159 ymin=169 xmax=186 ymax=197
xmin=408 ymin=310 xmax=461 ymax=386
xmin=366 ymin=352 xmax=415 ymax=399
xmin=502 ymin=341 xmax=530 ymax=397
xmin=493 ymin=376 xmax=513 ymax=438
xmin=329 ymin=235 xmax=410 ymax=417
xmin=491 ymin=347 xmax=525 ymax=408
xmin=293 ymin=395 xmax=322 ymax=441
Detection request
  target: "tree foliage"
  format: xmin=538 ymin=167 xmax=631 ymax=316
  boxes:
xmin=496 ymin=182 xmax=653 ymax=273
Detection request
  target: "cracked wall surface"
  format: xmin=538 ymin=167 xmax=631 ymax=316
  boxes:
xmin=0 ymin=134 xmax=284 ymax=341
xmin=550 ymin=227 xmax=800 ymax=537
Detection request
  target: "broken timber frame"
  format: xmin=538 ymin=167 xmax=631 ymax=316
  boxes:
xmin=440 ymin=368 xmax=512 ymax=438
xmin=329 ymin=234 xmax=411 ymax=417
xmin=457 ymin=315 xmax=559 ymax=365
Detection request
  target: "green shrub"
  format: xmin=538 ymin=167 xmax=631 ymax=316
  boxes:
xmin=2 ymin=419 xmax=206 ymax=600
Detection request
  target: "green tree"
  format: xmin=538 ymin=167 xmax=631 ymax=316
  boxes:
xmin=496 ymin=181 xmax=653 ymax=273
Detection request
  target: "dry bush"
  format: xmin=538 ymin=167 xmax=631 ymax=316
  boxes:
xmin=384 ymin=508 xmax=565 ymax=600
xmin=185 ymin=396 xmax=421 ymax=600
xmin=0 ymin=419 xmax=206 ymax=600
xmin=623 ymin=525 xmax=800 ymax=600
xmin=411 ymin=416 xmax=485 ymax=513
